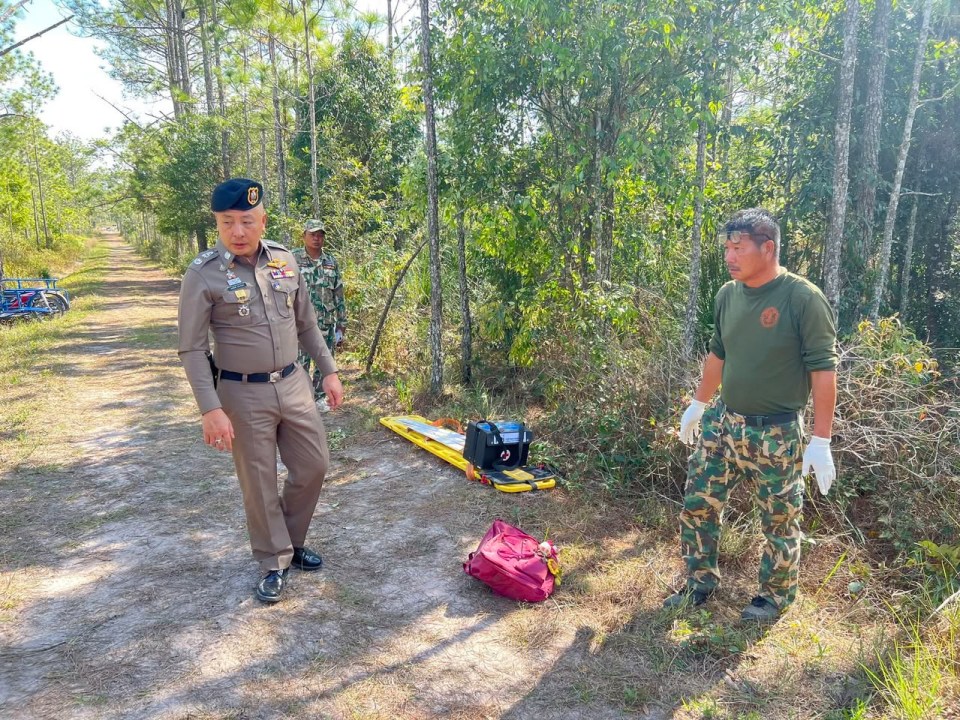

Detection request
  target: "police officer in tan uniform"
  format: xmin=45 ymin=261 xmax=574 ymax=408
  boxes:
xmin=177 ymin=178 xmax=344 ymax=604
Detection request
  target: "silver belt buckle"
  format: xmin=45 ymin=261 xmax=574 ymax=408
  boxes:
xmin=268 ymin=370 xmax=282 ymax=383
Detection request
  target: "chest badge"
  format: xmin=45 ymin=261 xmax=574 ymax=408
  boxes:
xmin=267 ymin=259 xmax=287 ymax=269
xmin=760 ymin=307 xmax=780 ymax=328
xmin=235 ymin=288 xmax=251 ymax=317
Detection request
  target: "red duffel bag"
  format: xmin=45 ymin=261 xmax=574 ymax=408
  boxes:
xmin=463 ymin=518 xmax=561 ymax=602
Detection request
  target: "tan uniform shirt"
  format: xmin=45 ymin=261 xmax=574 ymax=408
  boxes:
xmin=178 ymin=239 xmax=337 ymax=414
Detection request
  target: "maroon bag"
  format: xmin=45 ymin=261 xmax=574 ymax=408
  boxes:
xmin=463 ymin=519 xmax=560 ymax=602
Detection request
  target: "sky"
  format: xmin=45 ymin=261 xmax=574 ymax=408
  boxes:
xmin=13 ymin=0 xmax=172 ymax=140
xmin=13 ymin=0 xmax=395 ymax=142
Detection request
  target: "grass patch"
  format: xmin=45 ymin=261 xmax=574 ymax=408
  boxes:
xmin=130 ymin=321 xmax=173 ymax=348
xmin=0 ymin=241 xmax=109 ymax=372
xmin=0 ymin=239 xmax=109 ymax=469
xmin=332 ymin=581 xmax=373 ymax=609
xmin=327 ymin=428 xmax=348 ymax=451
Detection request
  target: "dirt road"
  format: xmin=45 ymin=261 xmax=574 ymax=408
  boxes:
xmin=0 ymin=238 xmax=655 ymax=720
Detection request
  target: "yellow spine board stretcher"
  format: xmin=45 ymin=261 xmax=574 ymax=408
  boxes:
xmin=379 ymin=415 xmax=557 ymax=492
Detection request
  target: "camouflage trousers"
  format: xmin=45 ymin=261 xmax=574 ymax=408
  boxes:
xmin=679 ymin=401 xmax=804 ymax=610
xmin=297 ymin=325 xmax=337 ymax=401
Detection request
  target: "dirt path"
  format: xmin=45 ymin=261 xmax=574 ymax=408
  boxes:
xmin=0 ymin=239 xmax=652 ymax=720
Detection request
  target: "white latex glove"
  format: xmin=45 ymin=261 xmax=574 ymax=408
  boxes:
xmin=802 ymin=436 xmax=836 ymax=495
xmin=679 ymin=400 xmax=708 ymax=446
xmin=335 ymin=328 xmax=343 ymax=344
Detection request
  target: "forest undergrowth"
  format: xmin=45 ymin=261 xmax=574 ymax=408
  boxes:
xmin=377 ymin=302 xmax=960 ymax=719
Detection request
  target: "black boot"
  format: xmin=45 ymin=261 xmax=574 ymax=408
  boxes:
xmin=662 ymin=587 xmax=713 ymax=609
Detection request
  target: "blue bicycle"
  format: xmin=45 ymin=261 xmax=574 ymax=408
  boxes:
xmin=0 ymin=277 xmax=71 ymax=324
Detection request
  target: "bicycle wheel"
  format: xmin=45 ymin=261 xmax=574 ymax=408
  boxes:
xmin=28 ymin=291 xmax=69 ymax=319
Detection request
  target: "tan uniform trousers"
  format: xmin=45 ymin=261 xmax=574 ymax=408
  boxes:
xmin=218 ymin=366 xmax=328 ymax=572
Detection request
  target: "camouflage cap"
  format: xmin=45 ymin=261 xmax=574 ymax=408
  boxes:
xmin=211 ymin=178 xmax=264 ymax=212
xmin=304 ymin=219 xmax=326 ymax=232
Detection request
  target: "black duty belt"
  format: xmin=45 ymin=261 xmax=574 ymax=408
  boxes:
xmin=219 ymin=362 xmax=297 ymax=383
xmin=726 ymin=409 xmax=799 ymax=427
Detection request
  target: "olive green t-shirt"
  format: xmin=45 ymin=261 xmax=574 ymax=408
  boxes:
xmin=709 ymin=271 xmax=838 ymax=415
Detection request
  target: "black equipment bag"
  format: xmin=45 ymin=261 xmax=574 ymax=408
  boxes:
xmin=463 ymin=420 xmax=533 ymax=471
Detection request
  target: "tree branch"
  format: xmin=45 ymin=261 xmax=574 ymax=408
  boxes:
xmin=0 ymin=15 xmax=73 ymax=58
xmin=0 ymin=0 xmax=31 ymax=26
xmin=94 ymin=92 xmax=142 ymax=129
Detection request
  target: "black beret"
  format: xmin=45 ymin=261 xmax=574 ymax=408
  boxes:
xmin=211 ymin=178 xmax=264 ymax=212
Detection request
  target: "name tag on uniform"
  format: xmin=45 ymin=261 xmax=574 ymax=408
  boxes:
xmin=227 ymin=277 xmax=246 ymax=290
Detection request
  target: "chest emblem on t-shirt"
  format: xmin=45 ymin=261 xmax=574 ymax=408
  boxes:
xmin=760 ymin=306 xmax=780 ymax=328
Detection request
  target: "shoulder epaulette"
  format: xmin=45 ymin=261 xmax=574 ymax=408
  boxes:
xmin=189 ymin=249 xmax=218 ymax=267
xmin=264 ymin=239 xmax=289 ymax=251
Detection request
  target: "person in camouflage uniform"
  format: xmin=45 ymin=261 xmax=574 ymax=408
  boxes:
xmin=666 ymin=208 xmax=838 ymax=622
xmin=292 ymin=219 xmax=346 ymax=412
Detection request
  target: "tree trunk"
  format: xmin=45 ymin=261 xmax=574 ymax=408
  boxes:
xmin=419 ymin=0 xmax=444 ymax=395
xmin=164 ymin=0 xmax=184 ymax=119
xmin=196 ymin=224 xmax=208 ymax=252
xmin=924 ymin=200 xmax=956 ymax=344
xmin=590 ymin=111 xmax=604 ymax=284
xmin=303 ymin=0 xmax=319 ymax=216
xmin=198 ymin=0 xmax=216 ymax=118
xmin=211 ymin=0 xmax=230 ymax=177
xmin=822 ymin=0 xmax=860 ymax=316
xmin=30 ymin=187 xmax=41 ymax=251
xmin=456 ymin=206 xmax=472 ymax=384
xmin=387 ymin=0 xmax=394 ymax=60
xmin=868 ymin=0 xmax=932 ymax=320
xmin=598 ymin=182 xmax=615 ymax=285
xmin=173 ymin=0 xmax=191 ymax=110
xmin=268 ymin=33 xmax=289 ymax=233
xmin=259 ymin=126 xmax=269 ymax=193
xmin=782 ymin=129 xmax=795 ymax=266
xmin=242 ymin=45 xmax=253 ymax=175
xmin=899 ymin=194 xmax=919 ymax=317
xmin=852 ymin=0 xmax=891 ymax=262
xmin=682 ymin=115 xmax=709 ymax=362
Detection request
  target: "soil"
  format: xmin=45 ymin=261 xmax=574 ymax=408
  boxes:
xmin=0 ymin=238 xmax=658 ymax=720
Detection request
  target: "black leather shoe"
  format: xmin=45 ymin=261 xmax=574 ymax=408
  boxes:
xmin=292 ymin=546 xmax=323 ymax=571
xmin=255 ymin=568 xmax=289 ymax=603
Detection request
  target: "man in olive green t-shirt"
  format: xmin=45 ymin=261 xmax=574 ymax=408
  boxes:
xmin=664 ymin=207 xmax=838 ymax=621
